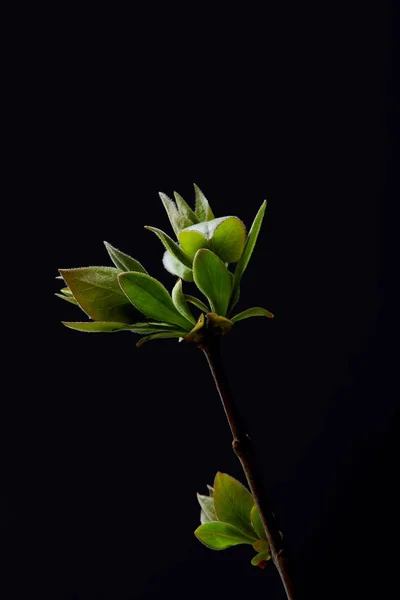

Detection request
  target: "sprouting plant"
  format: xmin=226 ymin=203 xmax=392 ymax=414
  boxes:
xmin=56 ymin=185 xmax=295 ymax=599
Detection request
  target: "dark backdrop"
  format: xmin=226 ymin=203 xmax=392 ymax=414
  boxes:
xmin=3 ymin=4 xmax=398 ymax=599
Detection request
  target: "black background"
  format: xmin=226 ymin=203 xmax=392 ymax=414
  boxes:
xmin=3 ymin=4 xmax=398 ymax=599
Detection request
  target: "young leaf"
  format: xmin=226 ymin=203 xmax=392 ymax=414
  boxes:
xmin=104 ymin=241 xmax=147 ymax=273
xmin=253 ymin=539 xmax=270 ymax=553
xmin=136 ymin=330 xmax=185 ymax=347
xmin=172 ymin=279 xmax=196 ymax=325
xmin=184 ymin=313 xmax=205 ymax=342
xmin=207 ymin=485 xmax=215 ymax=497
xmin=59 ymin=267 xmax=141 ymax=323
xmin=194 ymin=183 xmax=215 ymax=221
xmin=195 ymin=521 xmax=256 ymax=550
xmin=180 ymin=216 xmax=231 ymax=241
xmin=118 ymin=272 xmax=193 ymax=330
xmin=183 ymin=295 xmax=210 ymax=313
xmin=193 ymin=249 xmax=232 ymax=317
xmin=162 ymin=251 xmax=194 ymax=282
xmin=212 ymin=217 xmax=246 ymax=263
xmin=251 ymin=551 xmax=271 ymax=568
xmin=230 ymin=307 xmax=274 ymax=323
xmin=197 ymin=493 xmax=218 ymax=523
xmin=178 ymin=229 xmax=210 ymax=261
xmin=231 ymin=200 xmax=267 ymax=310
xmin=62 ymin=321 xmax=136 ymax=333
xmin=213 ymin=472 xmax=256 ymax=538
xmin=250 ymin=504 xmax=267 ymax=540
xmin=61 ymin=287 xmax=73 ymax=296
xmin=159 ymin=192 xmax=192 ymax=236
xmin=173 ymin=191 xmax=199 ymax=224
xmin=144 ymin=226 xmax=192 ymax=268
xmin=55 ymin=293 xmax=78 ymax=305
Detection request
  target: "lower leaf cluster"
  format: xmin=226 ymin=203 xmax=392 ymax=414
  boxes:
xmin=195 ymin=472 xmax=271 ymax=569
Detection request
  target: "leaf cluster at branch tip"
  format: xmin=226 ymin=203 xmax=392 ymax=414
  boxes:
xmin=57 ymin=186 xmax=274 ymax=345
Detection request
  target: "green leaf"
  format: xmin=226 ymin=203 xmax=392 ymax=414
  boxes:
xmin=59 ymin=267 xmax=141 ymax=323
xmin=251 ymin=551 xmax=271 ymax=568
xmin=193 ymin=249 xmax=232 ymax=317
xmin=104 ymin=241 xmax=147 ymax=273
xmin=207 ymin=485 xmax=215 ymax=497
xmin=213 ymin=472 xmax=255 ymax=538
xmin=253 ymin=539 xmax=270 ymax=553
xmin=55 ymin=293 xmax=79 ymax=305
xmin=144 ymin=226 xmax=192 ymax=268
xmin=136 ymin=330 xmax=185 ymax=347
xmin=117 ymin=272 xmax=193 ymax=330
xmin=172 ymin=279 xmax=196 ymax=325
xmin=179 ymin=216 xmax=230 ymax=241
xmin=162 ymin=250 xmax=193 ymax=282
xmin=194 ymin=183 xmax=215 ymax=221
xmin=62 ymin=321 xmax=135 ymax=333
xmin=250 ymin=504 xmax=267 ymax=540
xmin=173 ymin=191 xmax=199 ymax=224
xmin=61 ymin=287 xmax=73 ymax=296
xmin=212 ymin=217 xmax=246 ymax=263
xmin=178 ymin=229 xmax=209 ymax=261
xmin=159 ymin=192 xmax=192 ymax=236
xmin=184 ymin=295 xmax=210 ymax=313
xmin=179 ymin=216 xmax=245 ymax=263
xmin=231 ymin=200 xmax=267 ymax=312
xmin=184 ymin=313 xmax=205 ymax=342
xmin=197 ymin=494 xmax=218 ymax=523
xmin=231 ymin=307 xmax=274 ymax=323
xmin=195 ymin=521 xmax=256 ymax=550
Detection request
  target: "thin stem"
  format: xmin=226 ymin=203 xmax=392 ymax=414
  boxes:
xmin=200 ymin=337 xmax=296 ymax=600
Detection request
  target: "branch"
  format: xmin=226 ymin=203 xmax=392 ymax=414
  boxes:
xmin=199 ymin=336 xmax=296 ymax=600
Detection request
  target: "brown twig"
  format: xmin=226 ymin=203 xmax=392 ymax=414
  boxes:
xmin=199 ymin=336 xmax=296 ymax=600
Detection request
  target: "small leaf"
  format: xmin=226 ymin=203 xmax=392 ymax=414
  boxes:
xmin=200 ymin=510 xmax=209 ymax=525
xmin=207 ymin=485 xmax=215 ymax=497
xmin=195 ymin=521 xmax=256 ymax=550
xmin=61 ymin=287 xmax=73 ymax=296
xmin=194 ymin=183 xmax=215 ymax=221
xmin=130 ymin=321 xmax=186 ymax=334
xmin=59 ymin=267 xmax=140 ymax=323
xmin=231 ymin=200 xmax=267 ymax=311
xmin=231 ymin=307 xmax=274 ymax=323
xmin=173 ymin=191 xmax=199 ymax=224
xmin=162 ymin=250 xmax=194 ymax=282
xmin=62 ymin=321 xmax=135 ymax=333
xmin=193 ymin=249 xmax=232 ymax=317
xmin=104 ymin=241 xmax=147 ymax=273
xmin=179 ymin=229 xmax=209 ymax=261
xmin=172 ymin=279 xmax=196 ymax=325
xmin=253 ymin=539 xmax=269 ymax=553
xmin=184 ymin=313 xmax=205 ymax=342
xmin=136 ymin=331 xmax=185 ymax=347
xmin=55 ymin=293 xmax=79 ymax=305
xmin=159 ymin=192 xmax=192 ymax=236
xmin=183 ymin=295 xmax=210 ymax=313
xmin=179 ymin=216 xmax=230 ymax=241
xmin=250 ymin=505 xmax=267 ymax=540
xmin=251 ymin=551 xmax=271 ymax=568
xmin=212 ymin=217 xmax=246 ymax=263
xmin=118 ymin=272 xmax=193 ymax=330
xmin=144 ymin=226 xmax=192 ymax=268
xmin=197 ymin=493 xmax=218 ymax=522
xmin=213 ymin=472 xmax=256 ymax=538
